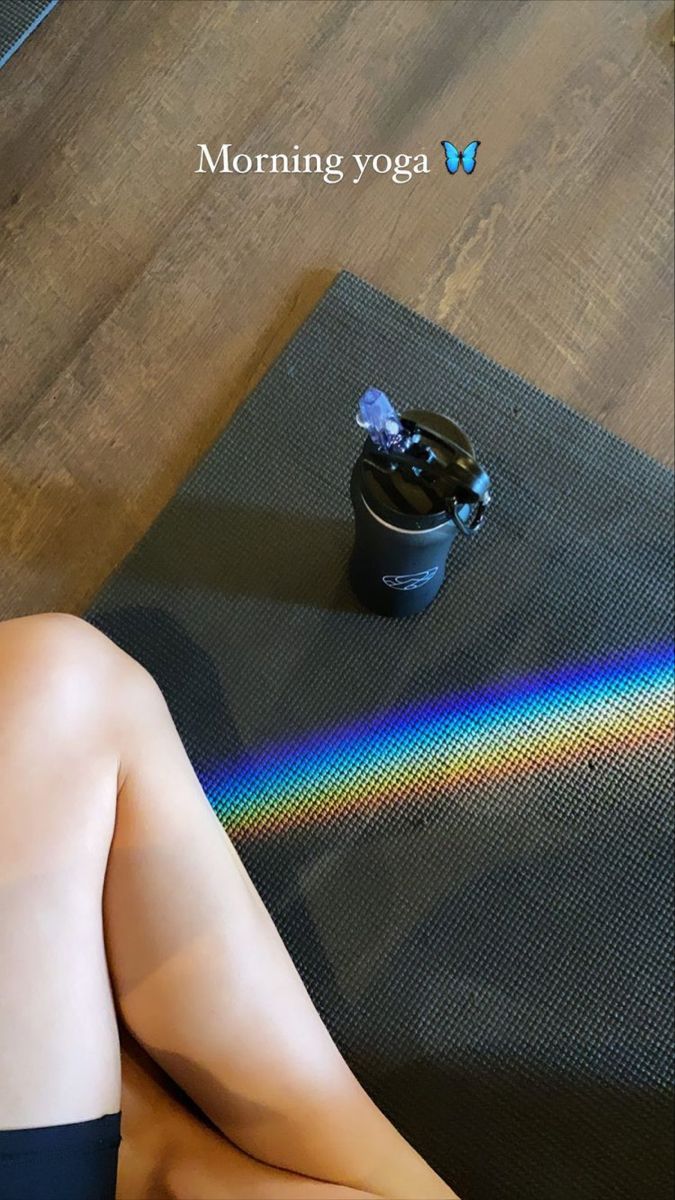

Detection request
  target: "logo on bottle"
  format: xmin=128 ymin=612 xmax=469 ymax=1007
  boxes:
xmin=382 ymin=568 xmax=438 ymax=591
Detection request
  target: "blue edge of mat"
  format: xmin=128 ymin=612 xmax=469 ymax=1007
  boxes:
xmin=0 ymin=0 xmax=58 ymax=71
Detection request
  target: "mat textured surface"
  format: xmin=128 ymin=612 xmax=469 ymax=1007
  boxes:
xmin=0 ymin=0 xmax=57 ymax=69
xmin=86 ymin=271 xmax=674 ymax=1200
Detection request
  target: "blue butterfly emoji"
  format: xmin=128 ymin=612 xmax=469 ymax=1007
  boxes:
xmin=441 ymin=139 xmax=481 ymax=175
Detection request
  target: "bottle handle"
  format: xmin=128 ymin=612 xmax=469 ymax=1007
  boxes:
xmin=449 ymin=496 xmax=490 ymax=536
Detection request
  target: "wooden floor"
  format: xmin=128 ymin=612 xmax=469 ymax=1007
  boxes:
xmin=0 ymin=0 xmax=673 ymax=619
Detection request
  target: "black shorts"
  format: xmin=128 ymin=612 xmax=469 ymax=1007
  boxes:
xmin=0 ymin=1113 xmax=120 ymax=1200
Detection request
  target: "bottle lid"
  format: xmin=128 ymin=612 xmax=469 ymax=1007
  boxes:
xmin=357 ymin=408 xmax=490 ymax=533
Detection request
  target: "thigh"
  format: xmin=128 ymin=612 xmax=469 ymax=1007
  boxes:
xmin=118 ymin=1037 xmax=376 ymax=1200
xmin=0 ymin=615 xmax=121 ymax=1130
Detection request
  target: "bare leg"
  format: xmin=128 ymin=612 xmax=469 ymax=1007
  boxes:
xmin=118 ymin=1035 xmax=383 ymax=1200
xmin=0 ymin=614 xmax=457 ymax=1199
xmin=0 ymin=616 xmax=120 ymax=1130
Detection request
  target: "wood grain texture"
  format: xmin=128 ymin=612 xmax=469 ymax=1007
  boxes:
xmin=0 ymin=0 xmax=673 ymax=619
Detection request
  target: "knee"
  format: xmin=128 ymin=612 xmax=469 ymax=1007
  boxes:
xmin=0 ymin=615 xmax=133 ymax=863
xmin=0 ymin=612 xmax=112 ymax=683
xmin=0 ymin=613 xmax=141 ymax=737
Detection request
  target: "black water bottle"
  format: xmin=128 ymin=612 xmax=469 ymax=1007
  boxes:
xmin=349 ymin=390 xmax=491 ymax=618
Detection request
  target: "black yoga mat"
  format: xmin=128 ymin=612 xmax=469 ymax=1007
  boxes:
xmin=86 ymin=271 xmax=674 ymax=1200
xmin=0 ymin=0 xmax=58 ymax=70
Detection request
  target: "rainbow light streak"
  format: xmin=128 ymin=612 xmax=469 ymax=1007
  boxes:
xmin=199 ymin=645 xmax=674 ymax=837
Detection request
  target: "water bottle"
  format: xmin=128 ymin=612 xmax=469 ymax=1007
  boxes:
xmin=349 ymin=388 xmax=491 ymax=618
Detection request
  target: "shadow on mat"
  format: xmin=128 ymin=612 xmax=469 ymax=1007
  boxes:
xmin=353 ymin=1056 xmax=674 ymax=1200
xmin=121 ymin=1038 xmax=674 ymax=1200
xmin=122 ymin=497 xmax=361 ymax=614
xmin=86 ymin=605 xmax=243 ymax=763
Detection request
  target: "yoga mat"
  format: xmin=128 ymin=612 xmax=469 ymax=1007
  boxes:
xmin=86 ymin=271 xmax=674 ymax=1200
xmin=0 ymin=0 xmax=58 ymax=70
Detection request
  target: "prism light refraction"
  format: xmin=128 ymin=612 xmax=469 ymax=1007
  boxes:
xmin=198 ymin=644 xmax=674 ymax=839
